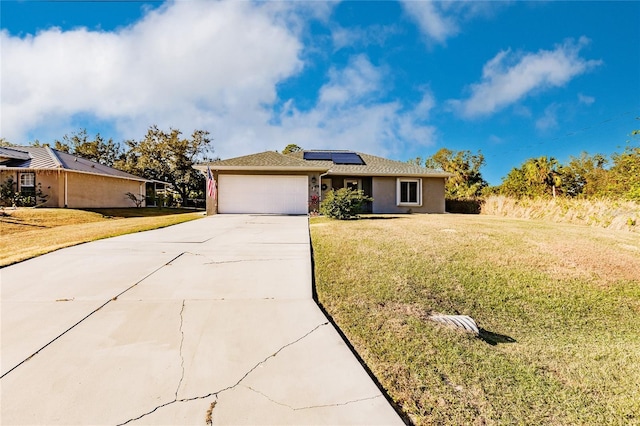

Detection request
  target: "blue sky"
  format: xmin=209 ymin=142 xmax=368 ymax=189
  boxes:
xmin=1 ymin=1 xmax=638 ymax=184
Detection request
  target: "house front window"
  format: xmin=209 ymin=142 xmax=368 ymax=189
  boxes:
xmin=344 ymin=178 xmax=361 ymax=191
xmin=397 ymin=178 xmax=421 ymax=206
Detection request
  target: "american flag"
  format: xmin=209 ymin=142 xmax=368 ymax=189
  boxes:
xmin=207 ymin=166 xmax=216 ymax=199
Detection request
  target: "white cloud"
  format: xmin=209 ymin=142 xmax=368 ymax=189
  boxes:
xmin=535 ymin=104 xmax=560 ymax=131
xmin=488 ymin=134 xmax=504 ymax=145
xmin=254 ymin=57 xmax=437 ymax=158
xmin=401 ymin=0 xmax=458 ymax=44
xmin=1 ymin=3 xmax=438 ymax=161
xmin=400 ymin=0 xmax=507 ymax=45
xmin=318 ymin=55 xmax=383 ymax=105
xmin=578 ymin=93 xmax=595 ymax=105
xmin=449 ymin=37 xmax=602 ymax=118
xmin=331 ymin=24 xmax=399 ymax=51
xmin=1 ymin=1 xmax=304 ymax=147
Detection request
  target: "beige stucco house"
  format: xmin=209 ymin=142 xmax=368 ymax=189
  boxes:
xmin=0 ymin=146 xmax=148 ymax=208
xmin=195 ymin=150 xmax=452 ymax=215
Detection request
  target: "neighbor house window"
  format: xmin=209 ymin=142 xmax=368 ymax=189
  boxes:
xmin=19 ymin=172 xmax=36 ymax=198
xmin=397 ymin=178 xmax=421 ymax=206
xmin=19 ymin=173 xmax=35 ymax=189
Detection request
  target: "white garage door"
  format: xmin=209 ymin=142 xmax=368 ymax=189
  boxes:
xmin=218 ymin=175 xmax=308 ymax=214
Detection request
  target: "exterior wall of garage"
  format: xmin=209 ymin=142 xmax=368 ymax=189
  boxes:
xmin=371 ymin=176 xmax=446 ymax=214
xmin=65 ymin=173 xmax=144 ymax=208
xmin=0 ymin=170 xmax=145 ymax=208
xmin=206 ymin=171 xmax=319 ymax=215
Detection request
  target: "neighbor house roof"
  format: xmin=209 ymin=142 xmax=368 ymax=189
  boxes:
xmin=0 ymin=146 xmax=148 ymax=182
xmin=196 ymin=150 xmax=451 ymax=178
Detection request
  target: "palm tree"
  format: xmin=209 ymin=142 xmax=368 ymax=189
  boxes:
xmin=524 ymin=156 xmax=561 ymax=197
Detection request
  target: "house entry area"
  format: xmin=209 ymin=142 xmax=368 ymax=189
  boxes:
xmin=217 ymin=174 xmax=309 ymax=215
xmin=321 ymin=176 xmax=373 ymax=213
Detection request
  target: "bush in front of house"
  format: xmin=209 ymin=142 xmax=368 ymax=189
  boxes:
xmin=0 ymin=176 xmax=48 ymax=207
xmin=320 ymin=188 xmax=372 ymax=220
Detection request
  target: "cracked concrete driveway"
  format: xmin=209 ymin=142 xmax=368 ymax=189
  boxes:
xmin=0 ymin=215 xmax=403 ymax=425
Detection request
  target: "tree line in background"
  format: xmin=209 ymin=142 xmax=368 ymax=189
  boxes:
xmin=497 ymin=148 xmax=639 ymax=200
xmin=1 ymin=126 xmax=215 ymax=206
xmin=2 ymin=126 xmax=638 ymax=206
xmin=412 ymin=129 xmax=639 ymax=203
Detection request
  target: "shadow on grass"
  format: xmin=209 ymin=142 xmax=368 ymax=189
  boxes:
xmin=84 ymin=207 xmax=203 ymax=218
xmin=0 ymin=211 xmax=49 ymax=228
xmin=0 ymin=219 xmax=48 ymax=228
xmin=358 ymin=216 xmax=406 ymax=220
xmin=478 ymin=328 xmax=517 ymax=346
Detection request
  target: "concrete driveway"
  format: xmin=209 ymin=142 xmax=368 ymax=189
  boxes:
xmin=0 ymin=215 xmax=403 ymax=425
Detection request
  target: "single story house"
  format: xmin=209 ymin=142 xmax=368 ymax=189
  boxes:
xmin=0 ymin=146 xmax=150 ymax=208
xmin=195 ymin=150 xmax=452 ymax=215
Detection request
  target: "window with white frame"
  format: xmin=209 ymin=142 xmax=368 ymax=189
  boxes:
xmin=397 ymin=178 xmax=421 ymax=206
xmin=19 ymin=173 xmax=35 ymax=188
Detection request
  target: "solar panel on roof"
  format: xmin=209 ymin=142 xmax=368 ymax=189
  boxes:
xmin=303 ymin=151 xmax=333 ymax=161
xmin=331 ymin=152 xmax=364 ymax=165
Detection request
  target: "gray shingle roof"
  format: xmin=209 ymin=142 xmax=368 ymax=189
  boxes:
xmin=0 ymin=147 xmax=31 ymax=161
xmin=0 ymin=146 xmax=60 ymax=168
xmin=0 ymin=146 xmax=147 ymax=181
xmin=208 ymin=151 xmax=310 ymax=167
xmin=199 ymin=151 xmax=327 ymax=171
xmin=289 ymin=151 xmax=450 ymax=177
xmin=198 ymin=150 xmax=451 ymax=177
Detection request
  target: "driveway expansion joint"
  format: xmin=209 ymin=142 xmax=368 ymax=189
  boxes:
xmin=181 ymin=252 xmax=293 ymax=265
xmin=204 ymin=258 xmax=292 ymax=265
xmin=175 ymin=300 xmax=186 ymax=400
xmin=0 ymin=252 xmax=186 ymax=380
xmin=116 ymin=322 xmax=330 ymax=425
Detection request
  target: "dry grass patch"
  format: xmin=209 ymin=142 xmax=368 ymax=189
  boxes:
xmin=0 ymin=207 xmax=203 ymax=266
xmin=310 ymin=214 xmax=640 ymax=425
xmin=482 ymin=195 xmax=640 ymax=232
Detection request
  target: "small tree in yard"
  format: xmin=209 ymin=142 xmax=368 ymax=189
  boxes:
xmin=125 ymin=192 xmax=145 ymax=208
xmin=0 ymin=177 xmax=16 ymax=207
xmin=320 ymin=188 xmax=372 ymax=220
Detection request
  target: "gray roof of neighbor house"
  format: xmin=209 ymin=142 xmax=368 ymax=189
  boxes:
xmin=0 ymin=146 xmax=148 ymax=182
xmin=197 ymin=150 xmax=451 ymax=178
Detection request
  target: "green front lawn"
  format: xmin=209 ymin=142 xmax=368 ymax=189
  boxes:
xmin=310 ymin=214 xmax=640 ymax=425
xmin=0 ymin=207 xmax=203 ymax=266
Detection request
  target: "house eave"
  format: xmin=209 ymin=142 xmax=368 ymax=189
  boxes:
xmin=324 ymin=170 xmax=454 ymax=178
xmin=194 ymin=165 xmax=329 ymax=173
xmin=0 ymin=166 xmax=150 ymax=183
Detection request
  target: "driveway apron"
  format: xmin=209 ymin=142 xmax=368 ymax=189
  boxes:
xmin=0 ymin=215 xmax=403 ymax=425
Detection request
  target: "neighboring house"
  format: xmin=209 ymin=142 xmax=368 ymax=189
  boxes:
xmin=0 ymin=146 xmax=148 ymax=208
xmin=195 ymin=150 xmax=452 ymax=215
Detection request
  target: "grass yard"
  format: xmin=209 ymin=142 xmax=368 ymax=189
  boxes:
xmin=0 ymin=207 xmax=203 ymax=266
xmin=310 ymin=214 xmax=640 ymax=425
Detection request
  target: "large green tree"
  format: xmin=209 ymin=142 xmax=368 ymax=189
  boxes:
xmin=53 ymin=129 xmax=122 ymax=166
xmin=500 ymin=156 xmax=562 ymax=198
xmin=115 ymin=126 xmax=214 ymax=205
xmin=424 ymin=148 xmax=487 ymax=199
xmin=561 ymin=152 xmax=609 ymax=198
xmin=607 ymin=146 xmax=640 ymax=200
xmin=282 ymin=144 xmax=302 ymax=154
